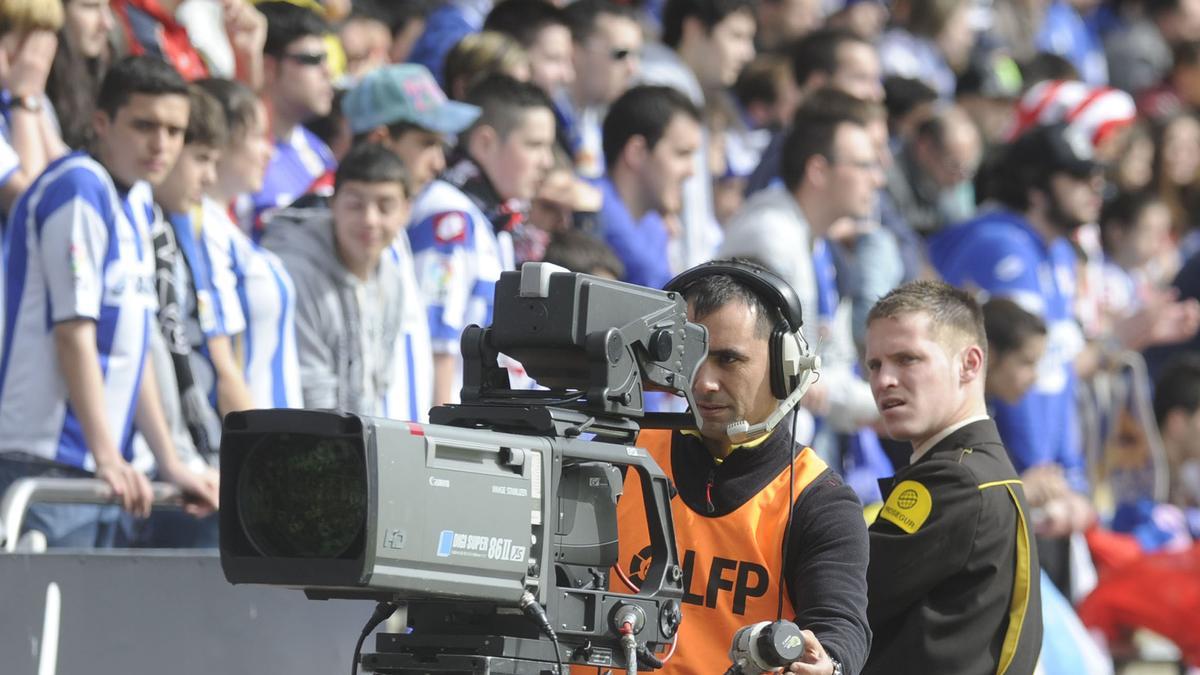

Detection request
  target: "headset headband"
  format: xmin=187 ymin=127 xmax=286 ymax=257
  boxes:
xmin=664 ymin=261 xmax=804 ymax=330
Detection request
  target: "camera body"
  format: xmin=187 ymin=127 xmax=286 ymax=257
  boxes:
xmin=219 ymin=264 xmax=708 ymax=672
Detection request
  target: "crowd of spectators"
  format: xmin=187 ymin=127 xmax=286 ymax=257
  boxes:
xmin=6 ymin=0 xmax=1200 ymax=668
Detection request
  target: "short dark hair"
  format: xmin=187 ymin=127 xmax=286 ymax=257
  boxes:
xmin=1099 ymin=190 xmax=1165 ymax=254
xmin=602 ymin=85 xmax=701 ymax=173
xmin=378 ymin=0 xmax=437 ymax=38
xmin=184 ymin=84 xmax=228 ymax=147
xmin=780 ymin=96 xmax=868 ymax=191
xmin=465 ymin=74 xmax=554 ymax=139
xmin=1019 ymin=53 xmax=1079 ymax=88
xmin=883 ymin=76 xmax=938 ymax=128
xmin=867 ymin=280 xmax=987 ymax=354
xmin=96 ymin=55 xmax=189 ymax=119
xmin=734 ymin=54 xmax=789 ymax=109
xmin=543 ymin=229 xmax=625 ymax=278
xmin=790 ymin=28 xmax=867 ymax=88
xmin=484 ymin=0 xmax=569 ymax=48
xmin=258 ymin=1 xmax=331 ymax=57
xmin=194 ymin=78 xmax=260 ymax=140
xmin=661 ymin=0 xmax=754 ymax=49
xmin=334 ymin=142 xmax=410 ymax=196
xmin=677 ymin=259 xmax=777 ymax=339
xmin=1154 ymin=354 xmax=1200 ymax=427
xmin=563 ymin=0 xmax=639 ymax=43
xmin=907 ymin=0 xmax=967 ymax=37
xmin=982 ymin=298 xmax=1046 ymax=357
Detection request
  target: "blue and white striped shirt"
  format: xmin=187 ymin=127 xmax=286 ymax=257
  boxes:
xmin=0 ymin=152 xmax=157 ymax=468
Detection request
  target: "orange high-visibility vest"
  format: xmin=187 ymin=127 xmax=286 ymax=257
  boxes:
xmin=614 ymin=429 xmax=829 ymax=675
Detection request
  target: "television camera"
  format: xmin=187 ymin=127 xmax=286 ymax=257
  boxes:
xmin=219 ymin=263 xmax=710 ymax=674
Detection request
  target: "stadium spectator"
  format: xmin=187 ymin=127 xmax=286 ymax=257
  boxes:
xmin=245 ymin=1 xmax=335 ymax=232
xmin=1154 ymin=354 xmax=1200 ymax=507
xmin=641 ymin=0 xmax=756 ymax=271
xmin=755 ymin=0 xmax=822 ymax=51
xmin=720 ymin=96 xmax=884 ymax=442
xmin=408 ymin=0 xmax=493 ymax=86
xmin=0 ymin=0 xmax=69 ymax=213
xmin=824 ymin=0 xmax=890 ymax=41
xmin=46 ymin=0 xmax=115 ymax=150
xmin=744 ymin=28 xmax=882 ymax=196
xmin=151 ymin=85 xmax=254 ymax=446
xmin=483 ymin=0 xmax=574 ymax=99
xmin=983 ymin=298 xmax=1049 ymax=407
xmin=263 ymin=143 xmax=428 ymax=418
xmin=1105 ymin=0 xmax=1200 ymax=95
xmin=443 ymin=31 xmax=531 ymax=101
xmin=408 ymin=75 xmax=555 ymax=405
xmin=541 ymin=228 xmax=624 ymax=280
xmin=338 ymin=2 xmax=392 ymax=82
xmin=1099 ymin=191 xmax=1177 ymax=320
xmin=0 ymin=56 xmax=219 ymax=547
xmin=112 ymin=0 xmax=266 ymax=88
xmin=597 ymin=85 xmax=701 ymax=290
xmin=561 ymin=0 xmax=643 ymax=177
xmin=877 ymin=0 xmax=975 ymax=99
xmin=384 ymin=0 xmax=437 ymax=65
xmin=889 ymin=104 xmax=983 ymax=234
xmin=343 ymin=63 xmax=481 ymax=197
xmin=1137 ymin=42 xmax=1200 ymax=122
xmin=197 ymin=77 xmax=303 ymax=411
xmin=1035 ymin=0 xmax=1108 ymax=86
xmin=931 ymin=123 xmax=1095 ymax=487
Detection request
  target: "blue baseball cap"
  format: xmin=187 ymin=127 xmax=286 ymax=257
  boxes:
xmin=343 ymin=64 xmax=481 ymax=136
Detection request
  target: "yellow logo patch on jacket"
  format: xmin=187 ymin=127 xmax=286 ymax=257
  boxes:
xmin=880 ymin=480 xmax=933 ymax=533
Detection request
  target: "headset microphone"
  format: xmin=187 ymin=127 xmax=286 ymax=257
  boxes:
xmin=723 ymin=620 xmax=807 ymax=675
xmin=725 ymin=355 xmax=820 ymax=444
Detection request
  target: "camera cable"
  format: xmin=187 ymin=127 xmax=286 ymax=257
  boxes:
xmin=520 ymin=591 xmax=565 ymax=674
xmin=350 ymin=600 xmax=399 ymax=675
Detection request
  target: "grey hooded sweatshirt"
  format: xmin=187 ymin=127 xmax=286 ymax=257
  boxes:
xmin=262 ymin=207 xmax=413 ymax=415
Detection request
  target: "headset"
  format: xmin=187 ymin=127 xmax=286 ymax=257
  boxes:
xmin=664 ymin=260 xmax=820 ymax=442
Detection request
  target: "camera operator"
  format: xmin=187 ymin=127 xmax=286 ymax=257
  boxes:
xmin=862 ymin=281 xmax=1042 ymax=674
xmin=613 ymin=259 xmax=870 ymax=675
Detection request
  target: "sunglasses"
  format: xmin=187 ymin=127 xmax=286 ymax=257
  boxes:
xmin=282 ymin=51 xmax=327 ymax=66
xmin=610 ymin=48 xmax=638 ymax=61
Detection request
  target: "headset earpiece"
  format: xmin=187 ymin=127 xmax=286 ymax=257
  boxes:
xmin=665 ymin=261 xmax=818 ymax=402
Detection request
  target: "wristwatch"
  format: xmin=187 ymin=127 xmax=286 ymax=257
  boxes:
xmin=10 ymin=95 xmax=41 ymax=113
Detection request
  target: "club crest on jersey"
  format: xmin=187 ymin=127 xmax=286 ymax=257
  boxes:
xmin=434 ymin=212 xmax=468 ymax=244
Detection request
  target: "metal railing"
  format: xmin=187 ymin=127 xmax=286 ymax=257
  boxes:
xmin=0 ymin=478 xmax=183 ymax=552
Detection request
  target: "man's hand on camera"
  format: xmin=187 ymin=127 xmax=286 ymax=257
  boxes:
xmin=782 ymin=630 xmax=834 ymax=675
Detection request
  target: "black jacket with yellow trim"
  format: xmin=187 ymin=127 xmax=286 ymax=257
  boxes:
xmin=864 ymin=418 xmax=1042 ymax=675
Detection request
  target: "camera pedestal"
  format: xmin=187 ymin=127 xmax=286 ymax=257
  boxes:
xmin=363 ymin=633 xmax=586 ymax=674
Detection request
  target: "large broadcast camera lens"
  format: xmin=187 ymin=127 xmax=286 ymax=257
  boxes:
xmin=237 ymin=434 xmax=368 ymax=559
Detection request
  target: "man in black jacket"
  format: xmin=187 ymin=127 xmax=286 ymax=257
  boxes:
xmin=863 ymin=280 xmax=1042 ymax=675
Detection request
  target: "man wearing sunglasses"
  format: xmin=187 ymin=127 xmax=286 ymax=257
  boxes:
xmin=247 ymin=1 xmax=335 ymax=234
xmin=562 ymin=0 xmax=644 ymax=178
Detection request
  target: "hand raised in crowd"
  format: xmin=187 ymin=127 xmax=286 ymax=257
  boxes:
xmin=531 ymin=168 xmax=603 ymax=231
xmin=95 ymin=455 xmax=156 ymax=519
xmin=1114 ymin=287 xmax=1200 ymax=351
xmin=783 ymin=629 xmax=834 ymax=675
xmin=221 ymin=0 xmax=267 ymax=90
xmin=0 ymin=29 xmax=57 ymax=98
xmin=158 ymin=460 xmax=220 ymax=518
